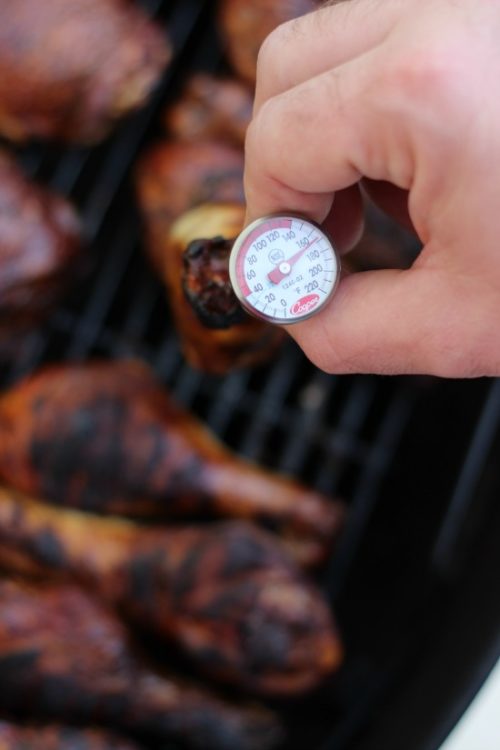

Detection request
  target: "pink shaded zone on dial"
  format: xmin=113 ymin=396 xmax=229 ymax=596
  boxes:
xmin=236 ymin=218 xmax=292 ymax=298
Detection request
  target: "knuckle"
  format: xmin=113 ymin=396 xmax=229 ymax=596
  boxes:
xmin=385 ymin=43 xmax=467 ymax=113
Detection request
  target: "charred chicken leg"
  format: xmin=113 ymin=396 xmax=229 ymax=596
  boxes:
xmin=0 ymin=0 xmax=170 ymax=143
xmin=0 ymin=721 xmax=142 ymax=750
xmin=0 ymin=360 xmax=345 ymax=567
xmin=0 ymin=151 xmax=82 ymax=338
xmin=0 ymin=487 xmax=342 ymax=696
xmin=0 ymin=580 xmax=281 ymax=749
xmin=164 ymin=203 xmax=284 ymax=372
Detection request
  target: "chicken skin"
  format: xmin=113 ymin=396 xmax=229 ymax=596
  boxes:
xmin=0 ymin=151 xmax=82 ymax=338
xmin=0 ymin=580 xmax=282 ymax=749
xmin=0 ymin=487 xmax=343 ymax=696
xmin=0 ymin=360 xmax=345 ymax=567
xmin=0 ymin=721 xmax=141 ymax=750
xmin=0 ymin=0 xmax=170 ymax=143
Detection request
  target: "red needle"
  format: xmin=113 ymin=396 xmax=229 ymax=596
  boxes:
xmin=267 ymin=237 xmax=319 ymax=284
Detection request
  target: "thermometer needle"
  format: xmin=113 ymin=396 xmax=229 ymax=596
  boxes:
xmin=267 ymin=237 xmax=319 ymax=284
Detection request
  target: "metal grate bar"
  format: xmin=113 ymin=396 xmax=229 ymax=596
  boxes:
xmin=204 ymin=370 xmax=254 ymax=434
xmin=109 ymin=274 xmax=162 ymax=356
xmin=314 ymin=378 xmax=377 ymax=495
xmin=239 ymin=345 xmax=304 ymax=459
xmin=432 ymin=377 xmax=500 ymax=575
xmin=64 ymin=221 xmax=139 ymax=358
xmin=3 ymin=331 xmax=49 ymax=385
xmin=171 ymin=362 xmax=205 ymax=404
xmin=324 ymin=382 xmax=416 ymax=600
xmin=278 ymin=369 xmax=338 ymax=473
xmin=49 ymin=150 xmax=89 ymax=195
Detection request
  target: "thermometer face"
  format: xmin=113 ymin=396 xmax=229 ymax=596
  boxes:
xmin=229 ymin=214 xmax=340 ymax=325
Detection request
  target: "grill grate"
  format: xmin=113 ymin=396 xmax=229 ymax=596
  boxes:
xmin=1 ymin=2 xmax=499 ymax=749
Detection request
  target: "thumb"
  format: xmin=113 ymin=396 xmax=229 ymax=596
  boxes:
xmin=288 ymin=264 xmax=498 ymax=377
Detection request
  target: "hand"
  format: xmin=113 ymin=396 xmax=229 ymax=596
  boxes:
xmin=244 ymin=0 xmax=500 ymax=377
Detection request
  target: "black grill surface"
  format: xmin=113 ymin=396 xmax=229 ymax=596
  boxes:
xmin=2 ymin=2 xmax=500 ymax=749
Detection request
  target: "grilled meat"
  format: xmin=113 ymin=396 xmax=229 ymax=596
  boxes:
xmin=0 ymin=0 xmax=170 ymax=143
xmin=167 ymin=203 xmax=284 ymax=372
xmin=182 ymin=234 xmax=244 ymax=329
xmin=0 ymin=360 xmax=345 ymax=567
xmin=0 ymin=580 xmax=282 ymax=749
xmin=0 ymin=151 xmax=82 ymax=337
xmin=0 ymin=721 xmax=141 ymax=750
xmin=165 ymin=74 xmax=253 ymax=148
xmin=0 ymin=487 xmax=343 ymax=695
xmin=136 ymin=140 xmax=244 ymax=273
xmin=219 ymin=0 xmax=317 ymax=84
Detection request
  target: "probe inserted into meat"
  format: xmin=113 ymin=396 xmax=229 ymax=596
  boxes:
xmin=0 ymin=151 xmax=82 ymax=338
xmin=0 ymin=721 xmax=142 ymax=750
xmin=167 ymin=203 xmax=284 ymax=372
xmin=165 ymin=73 xmax=253 ymax=148
xmin=0 ymin=360 xmax=345 ymax=568
xmin=0 ymin=487 xmax=343 ymax=696
xmin=0 ymin=580 xmax=282 ymax=749
xmin=0 ymin=0 xmax=170 ymax=143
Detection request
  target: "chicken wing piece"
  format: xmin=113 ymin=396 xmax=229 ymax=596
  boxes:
xmin=136 ymin=140 xmax=245 ymax=273
xmin=0 ymin=721 xmax=141 ymax=750
xmin=165 ymin=74 xmax=253 ymax=148
xmin=0 ymin=580 xmax=282 ymax=749
xmin=0 ymin=151 xmax=82 ymax=338
xmin=0 ymin=360 xmax=345 ymax=568
xmin=0 ymin=488 xmax=343 ymax=696
xmin=218 ymin=0 xmax=318 ymax=84
xmin=0 ymin=0 xmax=170 ymax=143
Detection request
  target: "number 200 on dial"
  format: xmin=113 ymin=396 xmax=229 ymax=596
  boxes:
xmin=229 ymin=214 xmax=340 ymax=325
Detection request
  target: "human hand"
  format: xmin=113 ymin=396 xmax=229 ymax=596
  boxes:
xmin=244 ymin=0 xmax=500 ymax=377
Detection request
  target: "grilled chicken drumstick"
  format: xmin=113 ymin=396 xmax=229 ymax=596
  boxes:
xmin=0 ymin=580 xmax=281 ymax=749
xmin=165 ymin=74 xmax=253 ymax=148
xmin=0 ymin=360 xmax=345 ymax=567
xmin=0 ymin=487 xmax=342 ymax=696
xmin=0 ymin=0 xmax=170 ymax=143
xmin=136 ymin=142 xmax=281 ymax=372
xmin=166 ymin=203 xmax=284 ymax=372
xmin=0 ymin=721 xmax=142 ymax=750
xmin=136 ymin=140 xmax=244 ymax=273
xmin=0 ymin=151 xmax=82 ymax=339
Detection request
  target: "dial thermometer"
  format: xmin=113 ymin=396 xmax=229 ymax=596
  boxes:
xmin=229 ymin=214 xmax=340 ymax=325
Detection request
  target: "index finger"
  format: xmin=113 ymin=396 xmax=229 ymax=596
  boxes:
xmin=253 ymin=0 xmax=406 ymax=113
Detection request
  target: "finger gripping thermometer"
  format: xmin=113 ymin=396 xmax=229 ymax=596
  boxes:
xmin=229 ymin=214 xmax=340 ymax=325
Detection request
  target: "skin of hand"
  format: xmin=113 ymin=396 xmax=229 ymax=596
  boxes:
xmin=244 ymin=0 xmax=500 ymax=377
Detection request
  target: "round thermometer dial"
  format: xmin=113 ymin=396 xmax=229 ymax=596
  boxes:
xmin=229 ymin=214 xmax=340 ymax=325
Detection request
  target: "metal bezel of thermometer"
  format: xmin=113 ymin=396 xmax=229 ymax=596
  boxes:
xmin=229 ymin=213 xmax=340 ymax=325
